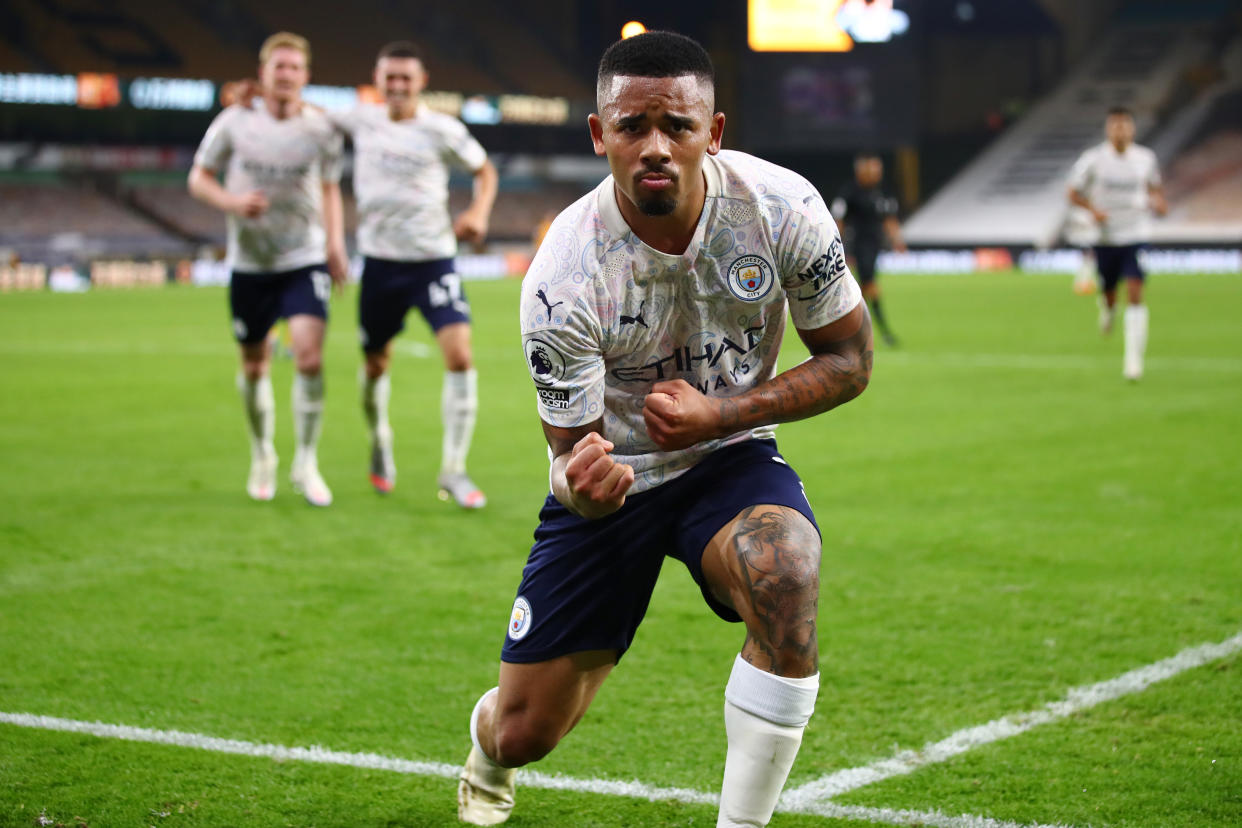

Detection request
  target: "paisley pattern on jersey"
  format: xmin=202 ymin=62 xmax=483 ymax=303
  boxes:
xmin=519 ymin=150 xmax=861 ymax=494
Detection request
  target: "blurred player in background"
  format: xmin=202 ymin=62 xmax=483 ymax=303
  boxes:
xmin=1062 ymin=205 xmax=1100 ymax=296
xmin=331 ymin=41 xmax=497 ymax=506
xmin=458 ymin=31 xmax=872 ymax=828
xmin=1068 ymin=106 xmax=1166 ymax=380
xmin=831 ymin=152 xmax=906 ymax=346
xmin=188 ymin=32 xmax=347 ymax=506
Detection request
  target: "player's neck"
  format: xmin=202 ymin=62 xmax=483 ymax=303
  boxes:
xmin=615 ymin=173 xmax=707 ymax=256
xmin=263 ymin=95 xmax=302 ymax=119
xmin=1109 ymin=139 xmax=1130 ymax=154
xmin=388 ymin=99 xmax=418 ymax=121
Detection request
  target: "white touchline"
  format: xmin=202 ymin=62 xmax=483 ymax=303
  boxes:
xmin=3 ymin=630 xmax=1237 ymax=828
xmin=781 ymin=630 xmax=1242 ymax=807
xmin=0 ymin=711 xmax=1064 ymax=828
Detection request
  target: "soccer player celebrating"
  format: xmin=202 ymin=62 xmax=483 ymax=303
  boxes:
xmin=831 ymin=152 xmax=906 ymax=347
xmin=330 ymin=42 xmax=497 ymax=506
xmin=1068 ymin=106 xmax=1167 ymax=380
xmin=188 ymin=32 xmax=347 ymax=506
xmin=458 ymin=32 xmax=872 ymax=827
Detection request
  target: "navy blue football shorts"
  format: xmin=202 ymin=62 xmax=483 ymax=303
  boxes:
xmin=1094 ymin=244 xmax=1145 ymax=293
xmin=358 ymin=256 xmax=471 ymax=352
xmin=229 ymin=264 xmax=331 ymax=345
xmin=500 ymin=438 xmax=820 ymax=665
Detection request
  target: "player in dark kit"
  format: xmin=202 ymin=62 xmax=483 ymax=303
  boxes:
xmin=831 ymin=152 xmax=906 ymax=346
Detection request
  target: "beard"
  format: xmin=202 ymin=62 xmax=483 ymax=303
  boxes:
xmin=636 ymin=192 xmax=677 ymax=216
xmin=632 ymin=166 xmax=678 ymax=216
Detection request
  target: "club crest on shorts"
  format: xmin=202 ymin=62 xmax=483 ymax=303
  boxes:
xmin=726 ymin=255 xmax=774 ymax=302
xmin=525 ymin=338 xmax=566 ymax=385
xmin=508 ymin=596 xmax=533 ymax=641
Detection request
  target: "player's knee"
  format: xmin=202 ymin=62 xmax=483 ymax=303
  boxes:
xmin=364 ymin=353 xmax=388 ymax=379
xmin=733 ymin=508 xmax=820 ymax=590
xmin=295 ymin=352 xmax=322 ymax=376
xmin=491 ymin=714 xmax=561 ymax=767
xmin=444 ymin=346 xmax=472 ymax=373
xmin=729 ymin=507 xmax=821 ymax=661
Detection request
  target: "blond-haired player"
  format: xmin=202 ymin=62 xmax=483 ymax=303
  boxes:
xmin=189 ymin=32 xmax=347 ymax=505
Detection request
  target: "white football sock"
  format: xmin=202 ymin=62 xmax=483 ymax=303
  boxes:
xmin=470 ymin=687 xmax=500 ymax=757
xmin=1124 ymin=304 xmax=1148 ymax=377
xmin=441 ymin=369 xmax=477 ymax=476
xmin=237 ymin=373 xmax=275 ymax=459
xmin=718 ymin=655 xmax=819 ymax=828
xmin=360 ymin=369 xmax=391 ymax=442
xmin=292 ymin=372 xmax=324 ymax=466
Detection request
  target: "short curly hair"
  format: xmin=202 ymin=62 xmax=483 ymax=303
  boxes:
xmin=596 ymin=31 xmax=714 ymax=111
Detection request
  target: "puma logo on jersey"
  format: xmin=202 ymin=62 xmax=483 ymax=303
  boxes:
xmin=620 ymin=299 xmax=648 ymax=328
xmin=535 ymin=289 xmax=563 ymax=317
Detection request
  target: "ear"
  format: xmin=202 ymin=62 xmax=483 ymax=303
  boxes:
xmin=588 ymin=114 xmax=606 ymax=157
xmin=706 ymin=112 xmax=725 ymax=156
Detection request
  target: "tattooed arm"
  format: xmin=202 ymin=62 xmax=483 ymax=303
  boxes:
xmin=643 ymin=301 xmax=873 ymax=451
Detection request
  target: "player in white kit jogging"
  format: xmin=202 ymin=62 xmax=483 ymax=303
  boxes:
xmin=457 ymin=32 xmax=872 ymax=827
xmin=188 ymin=32 xmax=347 ymax=506
xmin=1068 ymin=106 xmax=1167 ymax=380
xmin=329 ymin=42 xmax=497 ymax=506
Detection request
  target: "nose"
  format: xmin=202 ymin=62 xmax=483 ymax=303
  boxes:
xmin=639 ymin=129 xmax=672 ymax=167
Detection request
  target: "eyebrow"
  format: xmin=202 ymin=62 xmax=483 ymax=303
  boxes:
xmin=614 ymin=112 xmax=696 ymax=129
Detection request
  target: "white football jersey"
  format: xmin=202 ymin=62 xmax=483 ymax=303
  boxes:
xmin=332 ymin=103 xmax=487 ymax=261
xmin=194 ymin=104 xmax=343 ymax=272
xmin=520 ymin=149 xmax=862 ymax=494
xmin=1067 ymin=141 xmax=1161 ymax=245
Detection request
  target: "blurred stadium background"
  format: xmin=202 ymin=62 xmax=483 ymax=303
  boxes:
xmin=1 ymin=0 xmax=1238 ymax=287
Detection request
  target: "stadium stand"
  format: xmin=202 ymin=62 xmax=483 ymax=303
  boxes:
xmin=900 ymin=0 xmax=1242 ymax=247
xmin=0 ymin=168 xmax=595 ymax=268
xmin=0 ymin=179 xmax=187 ymax=264
xmin=0 ymin=0 xmax=589 ymax=96
xmin=902 ymin=19 xmax=1221 ymax=245
xmin=3 ymin=1 xmax=1236 ymax=267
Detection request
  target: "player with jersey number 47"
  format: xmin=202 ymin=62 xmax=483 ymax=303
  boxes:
xmin=328 ymin=41 xmax=497 ymax=508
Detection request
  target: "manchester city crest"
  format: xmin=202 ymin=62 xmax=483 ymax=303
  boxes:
xmin=726 ymin=255 xmax=774 ymax=302
xmin=508 ymin=596 xmax=533 ymax=641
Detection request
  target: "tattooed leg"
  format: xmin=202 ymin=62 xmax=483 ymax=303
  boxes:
xmin=703 ymin=504 xmax=822 ymax=827
xmin=702 ymin=504 xmax=821 ymax=677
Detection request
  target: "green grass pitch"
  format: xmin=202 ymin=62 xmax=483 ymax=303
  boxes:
xmin=1 ymin=271 xmax=1240 ymax=827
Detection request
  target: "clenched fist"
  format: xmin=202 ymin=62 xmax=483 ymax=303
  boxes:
xmin=558 ymin=432 xmax=635 ymax=519
xmin=643 ymin=379 xmax=725 ymax=451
